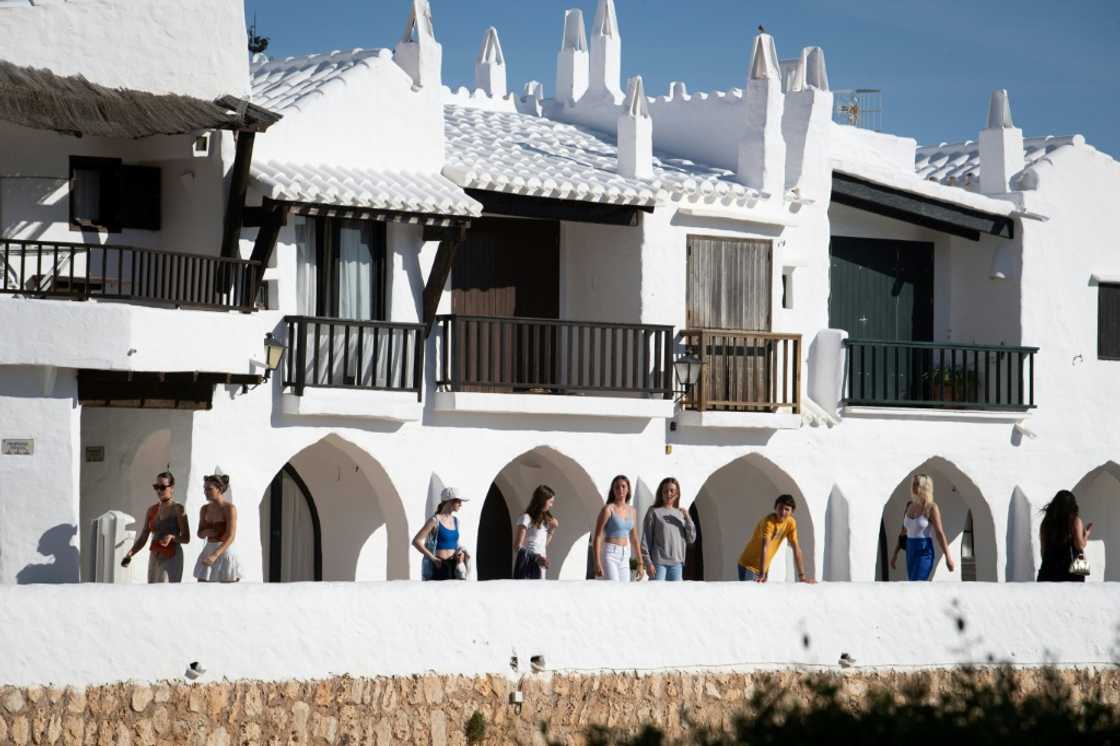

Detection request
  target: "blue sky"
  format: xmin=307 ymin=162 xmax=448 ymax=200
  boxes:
xmin=245 ymin=0 xmax=1120 ymax=158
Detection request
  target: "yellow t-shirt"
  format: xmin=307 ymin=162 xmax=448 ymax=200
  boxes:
xmin=738 ymin=514 xmax=798 ymax=574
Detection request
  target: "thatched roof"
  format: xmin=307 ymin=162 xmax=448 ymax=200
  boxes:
xmin=0 ymin=59 xmax=280 ymax=139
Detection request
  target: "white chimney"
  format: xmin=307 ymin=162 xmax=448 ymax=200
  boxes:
xmin=979 ymin=90 xmax=1024 ymax=194
xmin=475 ymin=27 xmax=507 ymax=97
xmin=589 ymin=0 xmax=623 ymax=102
xmin=394 ymin=0 xmax=442 ymax=89
xmin=737 ymin=32 xmax=786 ymax=195
xmin=617 ymin=76 xmax=653 ymax=179
xmin=783 ymin=46 xmax=832 ymax=193
xmin=556 ymin=9 xmax=589 ymax=105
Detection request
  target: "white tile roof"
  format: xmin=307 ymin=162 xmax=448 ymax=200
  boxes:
xmin=915 ymin=135 xmax=1081 ymax=190
xmin=443 ymin=104 xmax=763 ymax=208
xmin=833 ymin=158 xmax=1018 ymax=217
xmin=250 ymin=49 xmax=390 ymax=112
xmin=252 ymin=160 xmax=482 ymax=218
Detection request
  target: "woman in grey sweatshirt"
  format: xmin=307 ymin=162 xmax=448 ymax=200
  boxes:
xmin=641 ymin=477 xmax=696 ymax=581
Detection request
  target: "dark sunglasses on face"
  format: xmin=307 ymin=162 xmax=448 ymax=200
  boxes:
xmin=153 ymin=483 xmax=172 ymax=491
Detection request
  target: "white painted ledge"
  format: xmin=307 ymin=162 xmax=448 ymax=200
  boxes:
xmin=675 ymin=410 xmax=802 ymax=430
xmin=841 ymin=406 xmax=1030 ymax=423
xmin=281 ymin=389 xmax=422 ymax=422
xmin=432 ymin=391 xmax=674 ymax=419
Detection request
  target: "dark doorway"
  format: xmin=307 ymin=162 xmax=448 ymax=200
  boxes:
xmin=830 ymin=237 xmax=934 ymax=400
xmin=876 ymin=518 xmax=890 ymax=582
xmin=683 ymin=502 xmax=704 ymax=581
xmin=263 ymin=464 xmax=323 ymax=582
xmin=476 ymin=483 xmax=514 ymax=580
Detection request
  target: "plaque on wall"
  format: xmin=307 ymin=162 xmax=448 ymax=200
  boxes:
xmin=86 ymin=446 xmax=105 ymax=463
xmin=2 ymin=439 xmax=34 ymax=456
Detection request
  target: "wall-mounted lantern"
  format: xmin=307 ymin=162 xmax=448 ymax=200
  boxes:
xmin=263 ymin=332 xmax=287 ymax=381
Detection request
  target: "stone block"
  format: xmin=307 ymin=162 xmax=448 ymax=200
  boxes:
xmin=132 ymin=685 xmax=153 ymax=713
xmin=4 ymin=688 xmax=27 ymax=714
xmin=11 ymin=715 xmax=30 ymax=745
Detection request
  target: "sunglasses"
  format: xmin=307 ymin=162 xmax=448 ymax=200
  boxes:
xmin=152 ymin=483 xmax=172 ymax=491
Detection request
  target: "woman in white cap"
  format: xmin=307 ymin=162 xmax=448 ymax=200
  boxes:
xmin=413 ymin=487 xmax=470 ymax=580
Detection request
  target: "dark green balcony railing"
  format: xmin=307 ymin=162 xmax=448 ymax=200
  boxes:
xmin=843 ymin=339 xmax=1038 ymax=411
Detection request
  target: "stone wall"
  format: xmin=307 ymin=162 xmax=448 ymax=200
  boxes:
xmin=1 ymin=669 xmax=1118 ymax=746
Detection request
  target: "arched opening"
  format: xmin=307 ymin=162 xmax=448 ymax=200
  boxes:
xmin=691 ymin=454 xmax=815 ymax=582
xmin=259 ymin=435 xmax=409 ymax=582
xmin=477 ymin=484 xmax=513 ymax=580
xmin=261 ymin=464 xmax=323 ymax=582
xmin=475 ymin=447 xmax=602 ymax=580
xmin=875 ymin=457 xmax=997 ymax=582
xmin=1072 ymin=462 xmax=1120 ymax=581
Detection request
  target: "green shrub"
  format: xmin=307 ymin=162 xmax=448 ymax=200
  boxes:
xmin=465 ymin=710 xmax=486 ymax=744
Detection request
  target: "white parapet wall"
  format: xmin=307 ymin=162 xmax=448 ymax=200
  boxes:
xmin=0 ymin=582 xmax=1116 ymax=687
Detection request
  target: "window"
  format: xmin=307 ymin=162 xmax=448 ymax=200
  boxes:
xmin=295 ymin=216 xmax=387 ymax=320
xmin=1100 ymin=283 xmax=1120 ymax=360
xmin=69 ymin=156 xmax=161 ymax=232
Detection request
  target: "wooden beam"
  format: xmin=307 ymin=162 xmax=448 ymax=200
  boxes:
xmin=248 ymin=200 xmax=288 ymax=268
xmin=465 ymin=189 xmax=650 ymax=226
xmin=219 ymin=130 xmax=256 ymax=260
xmin=831 ymin=172 xmax=1015 ymax=241
xmin=422 ymin=226 xmax=467 ymax=337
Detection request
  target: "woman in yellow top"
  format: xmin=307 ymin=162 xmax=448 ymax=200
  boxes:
xmin=737 ymin=494 xmax=815 ymax=583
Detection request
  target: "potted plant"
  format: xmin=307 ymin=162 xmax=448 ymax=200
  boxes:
xmin=922 ymin=367 xmax=978 ymax=402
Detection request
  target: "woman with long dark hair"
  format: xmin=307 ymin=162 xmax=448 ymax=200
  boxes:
xmin=1037 ymin=490 xmax=1092 ymax=582
xmin=592 ymin=475 xmax=644 ymax=582
xmin=640 ymin=477 xmax=695 ymax=581
xmin=513 ymin=484 xmax=558 ymax=579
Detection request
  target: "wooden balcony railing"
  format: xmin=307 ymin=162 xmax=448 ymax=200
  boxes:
xmin=284 ymin=316 xmax=424 ymax=399
xmin=0 ymin=238 xmax=260 ymax=311
xmin=437 ymin=315 xmax=673 ymax=398
xmin=682 ymin=329 xmax=802 ymax=413
xmin=843 ymin=339 xmax=1038 ymax=410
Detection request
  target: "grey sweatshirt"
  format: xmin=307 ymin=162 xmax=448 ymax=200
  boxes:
xmin=640 ymin=507 xmax=697 ymax=567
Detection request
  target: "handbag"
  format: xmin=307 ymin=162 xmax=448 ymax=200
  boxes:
xmin=1068 ymin=546 xmax=1091 ymax=577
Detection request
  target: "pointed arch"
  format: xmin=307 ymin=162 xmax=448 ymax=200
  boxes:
xmin=259 ymin=433 xmax=409 ymax=581
xmin=476 ymin=445 xmax=603 ymax=580
xmin=691 ymin=452 xmax=815 ymax=582
xmin=1071 ymin=461 xmax=1120 ymax=581
xmin=876 ymin=456 xmax=996 ymax=582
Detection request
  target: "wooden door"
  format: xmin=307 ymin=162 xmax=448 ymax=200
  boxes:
xmin=829 ymin=237 xmax=933 ymax=399
xmin=451 ymin=218 xmax=560 ymax=391
xmin=687 ymin=236 xmax=773 ymax=409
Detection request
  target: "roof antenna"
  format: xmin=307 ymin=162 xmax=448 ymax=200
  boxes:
xmin=248 ymin=14 xmax=270 ymax=55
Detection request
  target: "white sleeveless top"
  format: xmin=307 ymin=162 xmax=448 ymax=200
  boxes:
xmin=904 ymin=510 xmax=933 ymax=539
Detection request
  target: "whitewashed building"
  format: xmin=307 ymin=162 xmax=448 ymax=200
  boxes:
xmin=2 ymin=0 xmax=1118 ymax=592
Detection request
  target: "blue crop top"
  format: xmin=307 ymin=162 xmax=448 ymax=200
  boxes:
xmin=604 ymin=508 xmax=633 ymax=539
xmin=435 ymin=516 xmax=459 ymax=551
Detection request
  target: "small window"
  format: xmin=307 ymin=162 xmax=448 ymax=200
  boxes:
xmin=781 ymin=267 xmax=795 ymax=310
xmin=1100 ymin=284 xmax=1120 ymax=360
xmin=69 ymin=156 xmax=161 ymax=232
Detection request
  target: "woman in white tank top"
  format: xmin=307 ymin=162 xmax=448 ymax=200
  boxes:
xmin=890 ymin=474 xmax=954 ymax=581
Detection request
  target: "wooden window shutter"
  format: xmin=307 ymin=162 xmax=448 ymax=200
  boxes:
xmin=1100 ymin=283 xmax=1120 ymax=360
xmin=686 ymin=235 xmax=772 ymax=330
xmin=120 ymin=165 xmax=162 ymax=231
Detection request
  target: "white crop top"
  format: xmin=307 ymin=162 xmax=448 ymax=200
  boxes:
xmin=903 ymin=511 xmax=933 ymax=539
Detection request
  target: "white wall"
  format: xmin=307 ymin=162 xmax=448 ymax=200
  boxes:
xmin=0 ymin=0 xmax=249 ymax=99
xmin=0 ymin=366 xmax=80 ymax=584
xmin=1 ymin=582 xmax=1116 ymax=687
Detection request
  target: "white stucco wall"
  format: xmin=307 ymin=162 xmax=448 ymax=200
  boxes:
xmin=0 ymin=366 xmax=80 ymax=584
xmin=0 ymin=0 xmax=249 ymax=98
xmin=0 ymin=582 xmax=1115 ymax=687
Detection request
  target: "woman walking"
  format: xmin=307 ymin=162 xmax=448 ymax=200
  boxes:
xmin=513 ymin=485 xmax=558 ymax=579
xmin=890 ymin=473 xmax=954 ymax=581
xmin=121 ymin=471 xmax=190 ymax=583
xmin=193 ymin=474 xmax=240 ymax=583
xmin=641 ymin=477 xmax=695 ymax=581
xmin=592 ymin=475 xmax=644 ymax=582
xmin=413 ymin=487 xmax=471 ymax=580
xmin=1037 ymin=490 xmax=1092 ymax=582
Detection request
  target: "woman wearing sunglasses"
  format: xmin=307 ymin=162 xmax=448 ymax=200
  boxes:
xmin=121 ymin=471 xmax=191 ymax=582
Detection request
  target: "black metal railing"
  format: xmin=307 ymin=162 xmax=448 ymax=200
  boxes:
xmin=284 ymin=316 xmax=424 ymax=399
xmin=843 ymin=339 xmax=1038 ymax=410
xmin=437 ymin=315 xmax=673 ymax=398
xmin=682 ymin=329 xmax=802 ymax=413
xmin=0 ymin=238 xmax=260 ymax=311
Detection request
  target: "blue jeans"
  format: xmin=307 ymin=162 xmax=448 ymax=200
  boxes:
xmin=653 ymin=563 xmax=683 ymax=581
xmin=738 ymin=565 xmax=759 ymax=581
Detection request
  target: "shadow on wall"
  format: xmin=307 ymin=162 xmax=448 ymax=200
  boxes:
xmin=16 ymin=523 xmax=79 ymax=584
